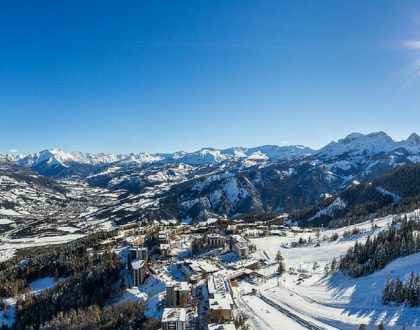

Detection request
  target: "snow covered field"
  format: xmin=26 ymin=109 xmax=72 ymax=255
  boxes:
xmin=238 ymin=210 xmax=420 ymax=329
xmin=0 ymin=233 xmax=85 ymax=263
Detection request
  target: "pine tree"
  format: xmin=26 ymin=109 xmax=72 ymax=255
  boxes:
xmin=382 ymin=279 xmax=391 ymax=305
xmin=275 ymin=251 xmax=284 ymax=263
xmin=278 ymin=262 xmax=286 ymax=275
xmin=331 ymin=257 xmax=338 ymax=272
xmin=275 ymin=251 xmax=286 ymax=275
xmin=339 ymin=217 xmax=420 ymax=277
xmin=377 ymin=321 xmax=385 ymax=330
xmin=381 ymin=273 xmax=420 ymax=307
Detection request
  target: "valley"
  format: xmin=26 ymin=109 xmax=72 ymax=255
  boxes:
xmin=0 ymin=131 xmax=419 ymax=329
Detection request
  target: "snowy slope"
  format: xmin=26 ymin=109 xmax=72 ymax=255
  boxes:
xmin=16 ymin=144 xmax=314 ymax=178
xmin=313 ymin=132 xmax=420 ymax=181
xmin=244 ymin=210 xmax=420 ymax=329
xmin=2 ymin=131 xmax=419 ymax=223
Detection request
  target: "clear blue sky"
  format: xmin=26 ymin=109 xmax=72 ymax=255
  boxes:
xmin=1 ymin=1 xmax=419 ymax=154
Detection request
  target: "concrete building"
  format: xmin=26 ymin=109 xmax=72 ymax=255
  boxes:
xmin=166 ymin=282 xmax=189 ymax=307
xmin=160 ymin=243 xmax=171 ymax=257
xmin=125 ymin=234 xmax=145 ymax=247
xmin=129 ymin=247 xmax=148 ymax=262
xmin=233 ymin=243 xmax=249 ymax=258
xmin=159 ymin=230 xmax=170 ymax=244
xmin=231 ymin=235 xmax=250 ymax=259
xmin=161 ymin=308 xmax=187 ymax=330
xmin=207 ymin=275 xmax=233 ymax=322
xmin=208 ymin=324 xmax=236 ymax=330
xmin=138 ymin=247 xmax=148 ymax=261
xmin=131 ymin=259 xmax=147 ymax=286
xmin=207 ymin=234 xmax=226 ymax=249
xmin=208 ymin=297 xmax=233 ymax=323
xmin=179 ymin=260 xmax=219 ymax=282
xmin=179 ymin=261 xmax=201 ymax=282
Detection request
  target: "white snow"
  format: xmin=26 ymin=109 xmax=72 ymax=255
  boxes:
xmin=222 ymin=177 xmax=249 ymax=206
xmin=375 ymin=186 xmax=401 ymax=202
xmin=242 ymin=210 xmax=420 ymax=329
xmin=0 ymin=298 xmax=16 ymax=328
xmin=0 ymin=209 xmax=21 ymax=216
xmin=309 ymin=197 xmax=346 ymax=220
xmin=29 ymin=277 xmax=57 ymax=293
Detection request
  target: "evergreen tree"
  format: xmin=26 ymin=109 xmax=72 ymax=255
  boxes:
xmin=277 ymin=262 xmax=286 ymax=275
xmin=339 ymin=217 xmax=420 ymax=277
xmin=276 ymin=251 xmax=286 ymax=275
xmin=381 ymin=273 xmax=420 ymax=307
xmin=377 ymin=321 xmax=386 ymax=330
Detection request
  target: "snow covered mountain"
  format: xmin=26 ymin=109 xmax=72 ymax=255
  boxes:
xmin=316 ymin=131 xmax=420 ymax=158
xmin=311 ymin=131 xmax=420 ymax=183
xmin=0 ymin=157 xmax=120 ymax=253
xmin=18 ymin=149 xmax=126 ymax=178
xmin=2 ymin=131 xmax=419 ymax=223
xmin=222 ymin=145 xmax=313 ymax=160
xmin=17 ymin=145 xmax=314 ymax=178
xmin=289 ymin=163 xmax=420 ymax=227
xmin=1 ymin=134 xmax=419 ymax=330
xmin=0 ymin=157 xmax=69 ymax=231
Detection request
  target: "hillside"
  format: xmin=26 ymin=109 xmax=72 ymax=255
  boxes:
xmin=1 ymin=132 xmax=419 ymax=225
xmin=289 ymin=163 xmax=420 ymax=228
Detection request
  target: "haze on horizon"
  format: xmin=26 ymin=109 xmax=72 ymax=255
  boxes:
xmin=1 ymin=1 xmax=420 ymax=154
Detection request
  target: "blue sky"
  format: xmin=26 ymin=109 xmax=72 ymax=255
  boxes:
xmin=1 ymin=1 xmax=419 ymax=154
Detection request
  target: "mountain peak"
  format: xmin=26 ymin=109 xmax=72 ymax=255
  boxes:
xmin=341 ymin=132 xmax=365 ymax=141
xmin=399 ymin=132 xmax=420 ymax=153
xmin=340 ymin=131 xmax=392 ymax=143
xmin=318 ymin=131 xmax=396 ymax=158
xmin=405 ymin=132 xmax=420 ymax=144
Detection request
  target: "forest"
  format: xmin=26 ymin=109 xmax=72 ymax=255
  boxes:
xmin=0 ymin=230 xmax=118 ymax=298
xmin=382 ymin=272 xmax=420 ymax=307
xmin=338 ymin=216 xmax=420 ymax=277
xmin=291 ymin=164 xmax=420 ymax=228
xmin=0 ymin=230 xmax=160 ymax=329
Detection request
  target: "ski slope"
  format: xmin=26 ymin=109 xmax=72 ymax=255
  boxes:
xmin=243 ymin=210 xmax=420 ymax=329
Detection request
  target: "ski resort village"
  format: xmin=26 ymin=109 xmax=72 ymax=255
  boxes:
xmin=0 ymin=133 xmax=419 ymax=329
xmin=3 ymin=0 xmax=420 ymax=328
xmin=1 ymin=207 xmax=420 ymax=329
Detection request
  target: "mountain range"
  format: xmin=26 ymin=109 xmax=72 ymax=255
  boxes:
xmin=1 ymin=131 xmax=419 ymax=225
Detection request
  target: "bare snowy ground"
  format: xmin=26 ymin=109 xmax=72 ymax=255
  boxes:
xmin=241 ymin=210 xmax=420 ymax=329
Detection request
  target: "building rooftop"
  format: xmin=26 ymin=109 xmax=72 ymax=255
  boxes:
xmin=161 ymin=308 xmax=187 ymax=322
xmin=208 ymin=275 xmax=228 ymax=295
xmin=231 ymin=234 xmax=248 ymax=244
xmin=209 ymin=294 xmax=233 ymax=310
xmin=207 ymin=233 xmax=223 ymax=238
xmin=131 ymin=259 xmax=145 ymax=269
xmin=167 ymin=281 xmax=189 ymax=291
xmin=184 ymin=259 xmax=219 ymax=274
xmin=208 ymin=323 xmax=236 ymax=330
xmin=234 ymin=242 xmax=248 ymax=250
xmin=228 ymin=258 xmax=259 ymax=270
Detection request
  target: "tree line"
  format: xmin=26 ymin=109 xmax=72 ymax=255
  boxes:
xmin=382 ymin=272 xmax=420 ymax=307
xmin=13 ymin=251 xmax=124 ymax=329
xmin=0 ymin=230 xmax=118 ymax=298
xmin=0 ymin=229 xmax=160 ymax=329
xmin=338 ymin=216 xmax=420 ymax=277
xmin=290 ymin=163 xmax=420 ymax=229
